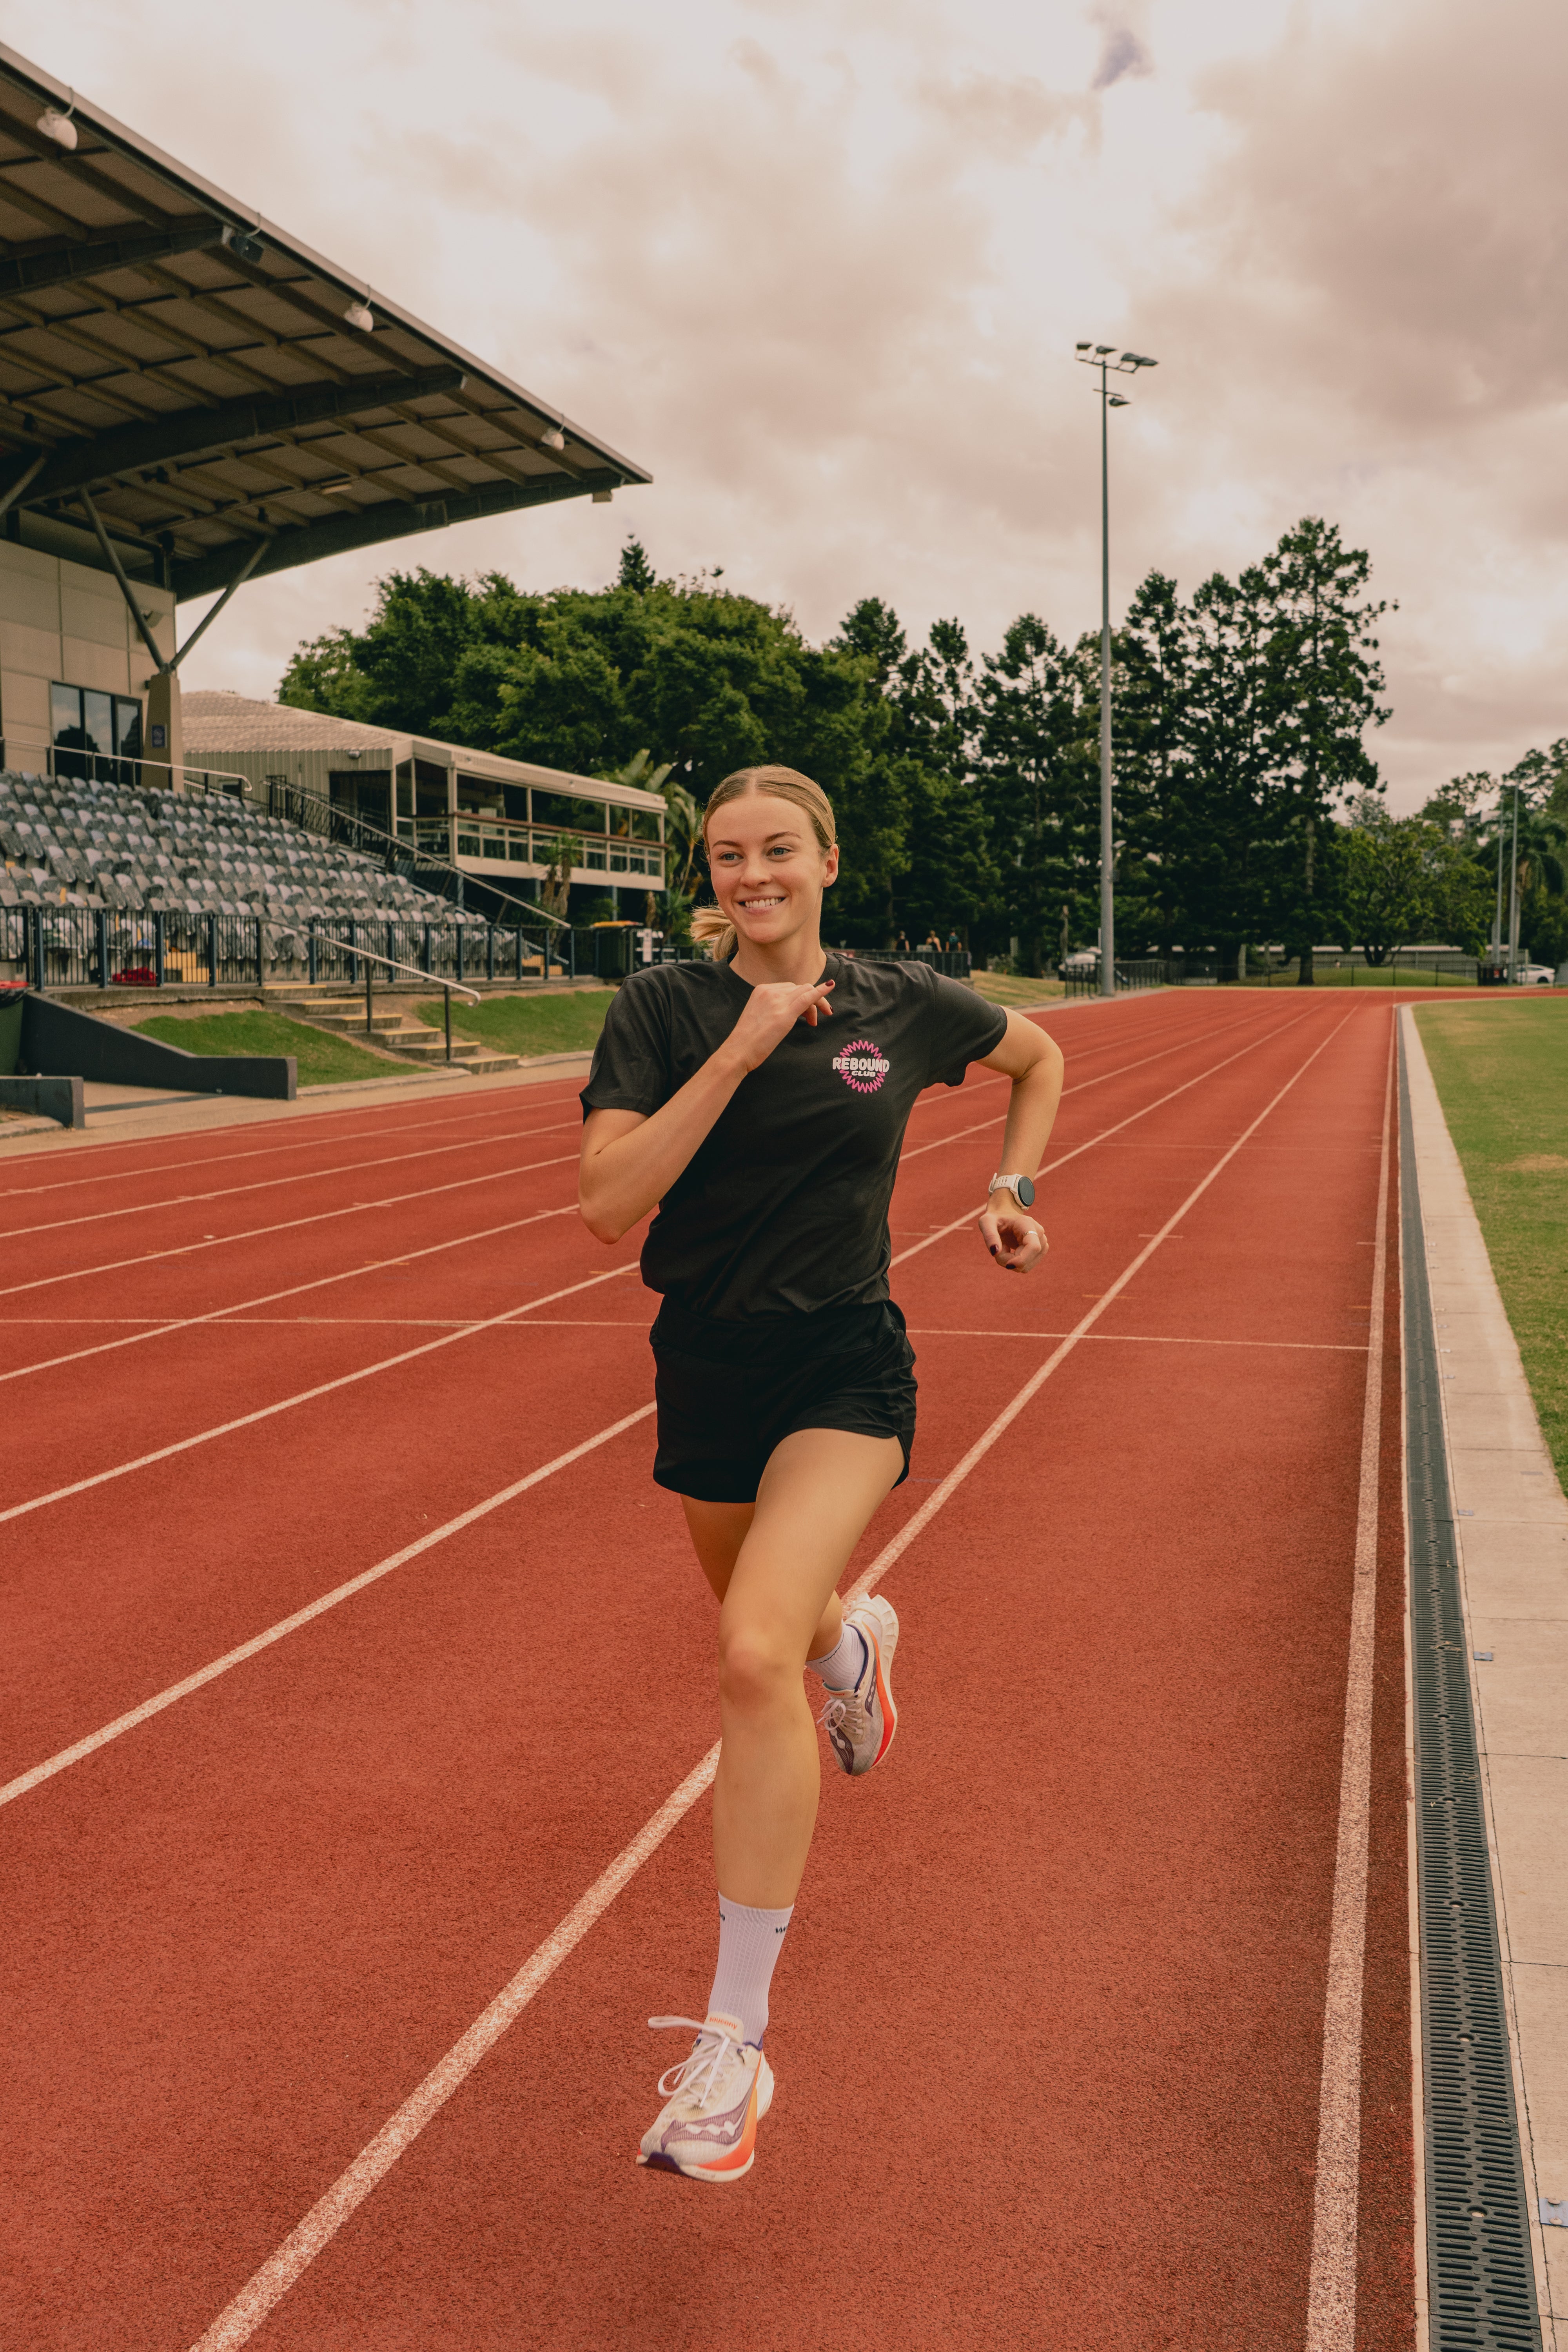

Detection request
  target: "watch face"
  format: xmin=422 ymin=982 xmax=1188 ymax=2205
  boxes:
xmin=1016 ymin=1175 xmax=1036 ymax=1208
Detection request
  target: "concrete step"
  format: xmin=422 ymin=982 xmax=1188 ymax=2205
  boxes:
xmin=287 ymin=1010 xmax=408 ymax=1035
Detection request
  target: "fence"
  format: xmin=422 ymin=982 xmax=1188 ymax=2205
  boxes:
xmin=844 ymin=946 xmax=973 ymax=979
xmin=0 ymin=905 xmax=586 ymax=993
xmin=1061 ymin=958 xmax=1166 ymax=998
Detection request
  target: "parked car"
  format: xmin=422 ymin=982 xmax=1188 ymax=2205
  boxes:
xmin=1515 ymin=963 xmax=1555 ymax=986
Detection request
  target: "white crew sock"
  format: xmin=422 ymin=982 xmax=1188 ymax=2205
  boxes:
xmin=708 ymin=1896 xmax=793 ymax=2046
xmin=806 ymin=1619 xmax=866 ymax=1692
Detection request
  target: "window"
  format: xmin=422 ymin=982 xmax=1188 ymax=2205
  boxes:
xmin=50 ymin=682 xmax=143 ymax=782
xmin=534 ymin=790 xmax=608 ymax=834
xmin=456 ymin=772 xmax=506 ymax=818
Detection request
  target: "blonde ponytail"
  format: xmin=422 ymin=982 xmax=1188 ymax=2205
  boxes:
xmin=690 ymin=902 xmax=739 ymax=962
xmin=691 ymin=766 xmax=838 ymax=961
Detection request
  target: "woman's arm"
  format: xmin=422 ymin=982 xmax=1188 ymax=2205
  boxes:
xmin=974 ymin=1010 xmax=1065 ymax=1273
xmin=579 ymin=975 xmax=835 ymax=1243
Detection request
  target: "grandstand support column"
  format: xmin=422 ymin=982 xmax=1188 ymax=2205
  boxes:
xmin=145 ymin=668 xmax=184 ymax=788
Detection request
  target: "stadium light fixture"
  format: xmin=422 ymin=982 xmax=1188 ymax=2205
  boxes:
xmin=37 ymin=100 xmax=77 ymax=150
xmin=343 ymin=296 xmax=375 ymax=332
xmin=1074 ymin=338 xmax=1160 ymax=999
xmin=540 ymin=422 xmax=567 ymax=452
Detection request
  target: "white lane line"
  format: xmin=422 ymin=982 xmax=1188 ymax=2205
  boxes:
xmin=0 ymin=1207 xmax=582 ymax=1387
xmin=0 ymin=1396 xmax=657 ymax=1815
xmin=0 ymin=1003 xmax=1266 ymax=1383
xmin=0 ymin=1262 xmax=639 ymax=1529
xmin=888 ymin=1000 xmax=1319 ymax=1271
xmin=0 ymin=1151 xmax=579 ymax=1301
xmin=1304 ymin=1027 xmax=1395 ymax=2352
xmin=184 ymin=1009 xmax=1352 ymax=2352
xmin=2 ymin=1117 xmax=577 ymax=1240
xmin=0 ymin=1088 xmax=584 ymax=1203
xmin=906 ymin=1327 xmax=1371 ymax=1352
xmin=188 ymin=1742 xmax=722 ymax=2352
xmin=898 ymin=1002 xmax=1284 ymax=1165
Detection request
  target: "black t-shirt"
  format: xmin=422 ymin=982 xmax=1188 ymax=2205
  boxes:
xmin=580 ymin=953 xmax=1008 ymax=1318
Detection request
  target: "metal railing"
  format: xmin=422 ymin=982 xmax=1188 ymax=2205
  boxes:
xmin=1061 ymin=958 xmax=1166 ymax=998
xmin=313 ymin=933 xmax=480 ymax=1065
xmin=0 ymin=904 xmax=581 ymax=993
xmin=38 ymin=743 xmax=252 ymax=799
xmin=841 ymin=946 xmax=973 ymax=979
xmin=263 ymin=779 xmax=568 ymax=940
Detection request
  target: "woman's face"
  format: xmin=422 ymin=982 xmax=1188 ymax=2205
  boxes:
xmin=706 ymin=792 xmax=837 ymax=951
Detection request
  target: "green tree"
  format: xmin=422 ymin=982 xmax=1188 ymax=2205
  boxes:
xmin=1252 ymin=518 xmax=1392 ymax=982
xmin=281 ymin=565 xmax=908 ymax=937
xmin=974 ymin=617 xmax=1095 ymax=971
xmin=1339 ymin=804 xmax=1436 ymax=964
xmin=833 ymin=601 xmax=998 ymax=947
xmin=616 ymin=536 xmax=657 ymax=593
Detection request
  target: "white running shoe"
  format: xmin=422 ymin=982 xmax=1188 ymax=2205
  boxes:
xmin=817 ymin=1593 xmax=899 ymax=1778
xmin=636 ymin=2013 xmax=775 ymax=2183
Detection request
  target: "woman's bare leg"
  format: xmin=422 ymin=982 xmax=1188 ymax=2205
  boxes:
xmin=682 ymin=1495 xmax=846 ymax=1662
xmin=696 ymin=1427 xmax=903 ymax=1909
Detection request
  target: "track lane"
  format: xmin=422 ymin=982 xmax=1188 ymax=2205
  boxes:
xmin=1 ymin=997 xmax=1410 ymax=2352
xmin=0 ymin=1079 xmax=592 ymax=1205
xmin=2 ymin=1000 xmax=1321 ymax=1758
xmin=189 ymin=1002 xmax=1405 ymax=2352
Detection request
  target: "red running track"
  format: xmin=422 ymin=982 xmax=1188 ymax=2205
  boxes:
xmin=0 ymin=993 xmax=1414 ymax=2350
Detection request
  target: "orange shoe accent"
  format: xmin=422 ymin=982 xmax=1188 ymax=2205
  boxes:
xmin=694 ymin=2076 xmax=759 ymax=2174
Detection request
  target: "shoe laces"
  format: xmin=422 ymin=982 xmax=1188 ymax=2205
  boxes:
xmin=648 ymin=2015 xmax=743 ymax=2106
xmin=817 ymin=1685 xmax=868 ymax=1742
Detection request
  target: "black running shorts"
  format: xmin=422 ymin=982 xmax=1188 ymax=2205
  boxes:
xmin=650 ymin=1297 xmax=917 ymax=1505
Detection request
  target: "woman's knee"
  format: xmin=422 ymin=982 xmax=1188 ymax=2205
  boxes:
xmin=717 ymin=1619 xmax=800 ymax=1715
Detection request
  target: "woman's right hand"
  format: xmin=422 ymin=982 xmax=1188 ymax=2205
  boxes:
xmin=726 ymin=978 xmax=835 ymax=1071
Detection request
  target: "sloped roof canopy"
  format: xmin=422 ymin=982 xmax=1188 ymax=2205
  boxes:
xmin=0 ymin=45 xmax=649 ymax=604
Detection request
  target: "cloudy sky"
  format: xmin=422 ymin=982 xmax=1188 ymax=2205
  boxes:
xmin=20 ymin=0 xmax=1567 ymax=806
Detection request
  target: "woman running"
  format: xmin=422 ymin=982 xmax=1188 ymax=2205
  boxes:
xmin=578 ymin=764 xmax=1063 ymax=2181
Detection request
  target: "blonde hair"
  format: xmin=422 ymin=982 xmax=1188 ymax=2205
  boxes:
xmin=690 ymin=766 xmax=837 ymax=962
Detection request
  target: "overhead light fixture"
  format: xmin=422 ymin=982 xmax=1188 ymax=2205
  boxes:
xmin=592 ymin=488 xmax=613 ymax=504
xmin=1108 ymin=394 xmax=1130 ymax=408
xmin=343 ymin=297 xmax=374 ymax=332
xmin=540 ymin=422 xmax=566 ymax=451
xmin=1075 ymin=340 xmax=1092 ymax=351
xmin=1094 ymin=344 xmax=1115 ymax=355
xmin=222 ymin=223 xmax=265 ymax=263
xmin=37 ymin=100 xmax=77 ymax=150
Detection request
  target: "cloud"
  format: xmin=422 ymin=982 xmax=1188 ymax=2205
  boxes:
xmin=16 ymin=0 xmax=1568 ymax=806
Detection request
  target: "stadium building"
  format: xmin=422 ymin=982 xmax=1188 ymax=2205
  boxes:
xmin=180 ymin=693 xmax=666 ymax=912
xmin=0 ymin=42 xmax=652 ymax=967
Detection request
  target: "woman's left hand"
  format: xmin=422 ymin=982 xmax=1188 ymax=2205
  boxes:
xmin=978 ymin=1194 xmax=1048 ymax=1273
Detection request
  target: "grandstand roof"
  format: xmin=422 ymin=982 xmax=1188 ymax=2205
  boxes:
xmin=181 ymin=693 xmax=403 ymax=757
xmin=0 ymin=46 xmax=650 ymax=605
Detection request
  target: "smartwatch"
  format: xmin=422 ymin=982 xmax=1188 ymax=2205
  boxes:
xmin=988 ymin=1172 xmax=1036 ymax=1209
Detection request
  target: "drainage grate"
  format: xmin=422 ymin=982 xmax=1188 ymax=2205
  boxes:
xmin=1401 ymin=1029 xmax=1543 ymax=2350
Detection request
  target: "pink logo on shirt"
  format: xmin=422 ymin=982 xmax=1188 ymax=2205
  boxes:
xmin=833 ymin=1037 xmax=890 ymax=1094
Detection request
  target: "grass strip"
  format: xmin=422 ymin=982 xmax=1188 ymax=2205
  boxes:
xmin=1240 ymin=964 xmax=1480 ymax=987
xmin=1416 ymin=1000 xmax=1568 ymax=1483
xmin=414 ymin=989 xmax=612 ymax=1056
xmin=971 ymin=973 xmax=1066 ymax=1007
xmin=132 ymin=1010 xmax=402 ymax=1088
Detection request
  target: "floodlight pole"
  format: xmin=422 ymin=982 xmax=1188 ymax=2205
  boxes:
xmin=1075 ymin=344 xmax=1157 ymax=999
xmin=1099 ymin=379 xmax=1112 ymax=999
xmin=1507 ymin=782 xmax=1521 ymax=982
